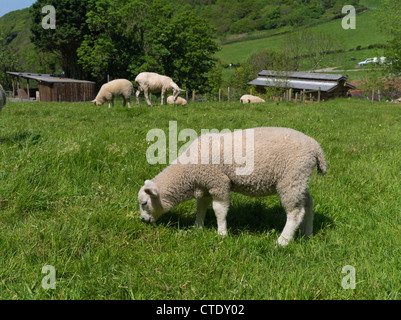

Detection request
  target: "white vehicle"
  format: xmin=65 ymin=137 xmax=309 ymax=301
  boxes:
xmin=358 ymin=57 xmax=386 ymax=66
xmin=358 ymin=58 xmax=376 ymax=66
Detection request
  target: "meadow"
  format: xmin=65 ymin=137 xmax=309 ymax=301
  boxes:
xmin=0 ymin=98 xmax=400 ymax=300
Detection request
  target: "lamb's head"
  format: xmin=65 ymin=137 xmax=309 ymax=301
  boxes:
xmin=172 ymin=85 xmax=185 ymax=102
xmin=138 ymin=180 xmax=165 ymax=223
xmin=92 ymin=98 xmax=103 ymax=106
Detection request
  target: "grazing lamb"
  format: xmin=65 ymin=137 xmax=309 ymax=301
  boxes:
xmin=0 ymin=84 xmax=6 ymax=112
xmin=135 ymin=72 xmax=184 ymax=106
xmin=138 ymin=127 xmax=327 ymax=246
xmin=240 ymin=94 xmax=266 ymax=104
xmin=167 ymin=95 xmax=187 ymax=105
xmin=92 ymin=79 xmax=134 ymax=109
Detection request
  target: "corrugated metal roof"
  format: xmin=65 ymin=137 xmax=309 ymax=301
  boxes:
xmin=7 ymin=72 xmax=95 ymax=84
xmin=258 ymin=70 xmax=346 ymax=81
xmin=248 ymin=77 xmax=355 ymax=92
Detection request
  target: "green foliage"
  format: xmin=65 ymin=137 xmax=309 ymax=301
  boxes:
xmin=0 ymin=34 xmax=19 ymax=88
xmin=229 ymin=48 xmax=295 ymax=90
xmin=30 ymin=0 xmax=91 ymax=78
xmin=78 ymin=1 xmax=220 ymax=91
xmin=166 ymin=0 xmax=363 ymax=36
xmin=376 ymin=0 xmax=401 ymax=75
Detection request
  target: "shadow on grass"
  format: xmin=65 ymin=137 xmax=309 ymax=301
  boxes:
xmin=0 ymin=131 xmax=42 ymax=146
xmin=158 ymin=201 xmax=332 ymax=236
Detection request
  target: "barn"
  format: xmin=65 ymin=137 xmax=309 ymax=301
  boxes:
xmin=248 ymin=70 xmax=356 ymax=101
xmin=6 ymin=72 xmax=95 ymax=102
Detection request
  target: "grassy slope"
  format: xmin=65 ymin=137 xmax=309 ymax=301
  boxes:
xmin=216 ymin=9 xmax=390 ymax=78
xmin=0 ymin=99 xmax=400 ymax=299
xmin=0 ymin=9 xmax=33 ymax=57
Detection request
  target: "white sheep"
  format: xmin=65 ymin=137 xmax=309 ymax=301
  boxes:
xmin=92 ymin=79 xmax=134 ymax=109
xmin=240 ymin=95 xmax=266 ymax=104
xmin=138 ymin=127 xmax=327 ymax=246
xmin=135 ymin=72 xmax=185 ymax=106
xmin=167 ymin=95 xmax=187 ymax=105
xmin=0 ymin=84 xmax=6 ymax=112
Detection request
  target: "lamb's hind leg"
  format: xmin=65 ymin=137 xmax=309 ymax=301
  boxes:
xmin=212 ymin=199 xmax=230 ymax=236
xmin=144 ymin=89 xmax=152 ymax=106
xmin=277 ymin=191 xmax=309 ymax=246
xmin=300 ymin=191 xmax=313 ymax=238
xmin=136 ymin=89 xmax=141 ymax=106
xmin=195 ymin=197 xmax=212 ymax=229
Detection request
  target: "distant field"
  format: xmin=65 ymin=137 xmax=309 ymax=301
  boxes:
xmin=216 ymin=9 xmax=390 ymax=75
xmin=0 ymin=99 xmax=400 ymax=299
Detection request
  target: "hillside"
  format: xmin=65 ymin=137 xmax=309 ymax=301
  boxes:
xmin=0 ymin=7 xmax=60 ymax=77
xmin=0 ymin=0 xmax=391 ymax=86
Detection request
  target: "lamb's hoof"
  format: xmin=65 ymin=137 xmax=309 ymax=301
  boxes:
xmin=277 ymin=236 xmax=290 ymax=247
xmin=218 ymin=230 xmax=228 ymax=236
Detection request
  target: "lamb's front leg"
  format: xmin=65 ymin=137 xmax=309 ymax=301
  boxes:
xmin=195 ymin=197 xmax=212 ymax=229
xmin=161 ymin=89 xmax=166 ymax=105
xmin=212 ymin=199 xmax=230 ymax=236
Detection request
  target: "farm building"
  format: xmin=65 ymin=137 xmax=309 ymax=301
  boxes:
xmin=6 ymin=72 xmax=95 ymax=102
xmin=248 ymin=70 xmax=356 ymax=101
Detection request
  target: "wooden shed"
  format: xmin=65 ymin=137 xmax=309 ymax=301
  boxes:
xmin=7 ymin=72 xmax=95 ymax=102
xmin=248 ymin=70 xmax=356 ymax=101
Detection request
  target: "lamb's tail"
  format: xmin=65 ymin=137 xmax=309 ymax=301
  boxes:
xmin=315 ymin=143 xmax=327 ymax=176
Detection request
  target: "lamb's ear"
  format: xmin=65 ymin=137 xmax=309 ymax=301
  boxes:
xmin=144 ymin=180 xmax=159 ymax=197
xmin=144 ymin=186 xmax=159 ymax=198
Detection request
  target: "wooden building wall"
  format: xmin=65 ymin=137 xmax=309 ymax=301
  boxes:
xmin=38 ymin=82 xmax=95 ymax=102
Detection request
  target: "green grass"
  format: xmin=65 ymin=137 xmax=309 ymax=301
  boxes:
xmin=216 ymin=9 xmax=390 ymax=72
xmin=0 ymin=99 xmax=400 ymax=299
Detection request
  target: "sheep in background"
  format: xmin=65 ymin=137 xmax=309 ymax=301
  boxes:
xmin=167 ymin=95 xmax=187 ymax=105
xmin=135 ymin=72 xmax=185 ymax=106
xmin=138 ymin=127 xmax=327 ymax=246
xmin=0 ymin=84 xmax=6 ymax=112
xmin=92 ymin=79 xmax=134 ymax=109
xmin=240 ymin=94 xmax=265 ymax=104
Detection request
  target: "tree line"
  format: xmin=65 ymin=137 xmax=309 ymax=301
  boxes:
xmin=30 ymin=0 xmax=220 ymax=91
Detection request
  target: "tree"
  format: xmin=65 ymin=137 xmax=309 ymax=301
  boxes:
xmin=30 ymin=0 xmax=91 ymax=79
xmin=282 ymin=28 xmax=344 ymax=71
xmin=161 ymin=10 xmax=220 ymax=91
xmin=230 ymin=48 xmax=296 ymax=90
xmin=78 ymin=0 xmax=220 ymax=91
xmin=0 ymin=34 xmax=19 ymax=90
xmin=376 ymin=0 xmax=401 ymax=75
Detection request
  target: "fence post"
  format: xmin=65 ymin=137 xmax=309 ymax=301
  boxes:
xmin=371 ymin=88 xmax=374 ymax=104
xmin=378 ymin=89 xmax=381 ymax=102
xmin=186 ymin=91 xmax=189 ymax=102
xmin=302 ymin=89 xmax=306 ymax=103
xmin=295 ymin=92 xmax=298 ymax=103
xmin=289 ymin=88 xmax=292 ymax=102
xmin=318 ymin=87 xmax=321 ymax=103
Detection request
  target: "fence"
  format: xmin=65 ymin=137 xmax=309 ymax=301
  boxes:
xmin=139 ymin=87 xmax=345 ymax=105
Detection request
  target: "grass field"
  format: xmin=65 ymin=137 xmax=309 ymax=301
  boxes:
xmin=216 ymin=8 xmax=390 ymax=81
xmin=0 ymin=98 xmax=400 ymax=299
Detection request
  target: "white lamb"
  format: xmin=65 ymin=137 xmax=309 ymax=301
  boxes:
xmin=92 ymin=79 xmax=134 ymax=109
xmin=135 ymin=72 xmax=185 ymax=106
xmin=167 ymin=95 xmax=187 ymax=105
xmin=0 ymin=84 xmax=6 ymax=112
xmin=240 ymin=94 xmax=265 ymax=104
xmin=138 ymin=127 xmax=327 ymax=246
